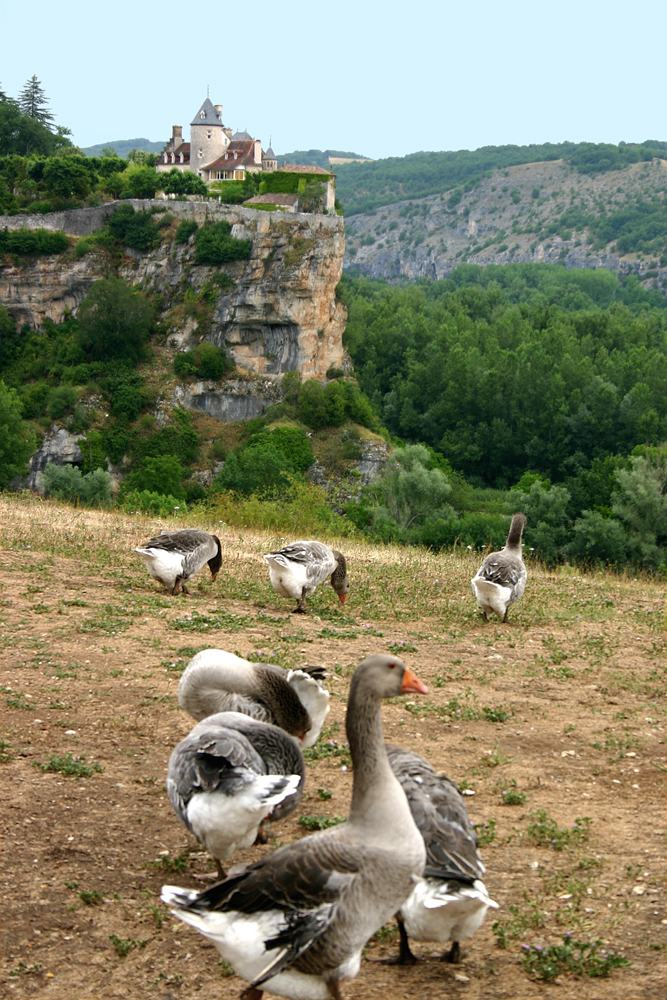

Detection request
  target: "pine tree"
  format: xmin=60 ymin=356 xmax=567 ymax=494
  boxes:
xmin=18 ymin=75 xmax=54 ymax=127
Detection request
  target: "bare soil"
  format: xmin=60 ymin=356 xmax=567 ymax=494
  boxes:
xmin=1 ymin=498 xmax=665 ymax=1000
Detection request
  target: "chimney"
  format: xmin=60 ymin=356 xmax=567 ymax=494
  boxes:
xmin=172 ymin=125 xmax=183 ymax=149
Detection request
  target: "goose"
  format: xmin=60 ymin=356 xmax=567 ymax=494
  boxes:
xmin=264 ymin=541 xmax=349 ymax=613
xmin=162 ymin=654 xmax=428 ymax=1000
xmin=471 ymin=513 xmax=527 ymax=621
xmin=134 ymin=529 xmax=222 ymax=595
xmin=167 ymin=712 xmax=305 ymax=880
xmin=381 ymin=745 xmax=498 ymax=966
xmin=178 ymin=649 xmax=330 ymax=750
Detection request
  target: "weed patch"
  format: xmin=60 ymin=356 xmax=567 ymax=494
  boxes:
xmin=36 ymin=753 xmax=102 ymax=778
xmin=526 ymin=810 xmax=591 ymax=850
xmin=298 ymin=815 xmax=345 ymax=831
xmin=521 ymin=934 xmax=630 ymax=981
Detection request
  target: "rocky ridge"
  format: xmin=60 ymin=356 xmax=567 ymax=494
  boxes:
xmin=344 ymin=158 xmax=667 ymax=287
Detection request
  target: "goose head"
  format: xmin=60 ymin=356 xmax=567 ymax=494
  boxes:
xmin=331 ymin=550 xmax=350 ymax=605
xmin=351 ymin=653 xmax=428 ymax=699
xmin=207 ymin=536 xmax=223 ymax=581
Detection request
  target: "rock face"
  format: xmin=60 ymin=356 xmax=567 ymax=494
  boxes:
xmin=169 ymin=378 xmax=282 ymax=422
xmin=17 ymin=425 xmax=85 ymax=492
xmin=0 ymin=200 xmax=346 ymax=380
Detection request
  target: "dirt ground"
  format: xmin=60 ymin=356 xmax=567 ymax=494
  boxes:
xmin=1 ymin=496 xmax=665 ymax=1000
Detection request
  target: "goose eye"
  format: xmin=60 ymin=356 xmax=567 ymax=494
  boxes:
xmin=388 ymin=663 xmax=396 ymax=669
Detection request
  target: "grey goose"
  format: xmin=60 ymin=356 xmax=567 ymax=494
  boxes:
xmin=264 ymin=541 xmax=350 ymax=613
xmin=471 ymin=513 xmax=527 ymax=621
xmin=134 ymin=529 xmax=222 ymax=595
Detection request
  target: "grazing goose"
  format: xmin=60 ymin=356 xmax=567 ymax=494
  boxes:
xmin=382 ymin=745 xmax=498 ymax=966
xmin=178 ymin=649 xmax=330 ymax=750
xmin=264 ymin=541 xmax=349 ymax=613
xmin=471 ymin=513 xmax=527 ymax=621
xmin=162 ymin=654 xmax=428 ymax=1000
xmin=135 ymin=529 xmax=222 ymax=595
xmin=167 ymin=712 xmax=305 ymax=880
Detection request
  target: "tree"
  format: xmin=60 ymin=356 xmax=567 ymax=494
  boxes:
xmin=76 ymin=278 xmax=154 ymax=363
xmin=0 ymin=380 xmax=36 ymax=488
xmin=18 ymin=75 xmax=55 ymax=127
xmin=612 ymin=448 xmax=667 ymax=568
xmin=43 ymin=157 xmax=91 ymax=199
xmin=370 ymin=444 xmax=453 ymax=533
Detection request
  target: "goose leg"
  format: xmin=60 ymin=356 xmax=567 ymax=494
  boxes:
xmin=193 ymin=857 xmax=227 ymax=882
xmin=374 ymin=915 xmax=417 ymax=965
xmin=441 ymin=940 xmax=462 ymax=963
xmin=240 ymin=989 xmax=263 ymax=1000
xmin=292 ymin=588 xmax=308 ymax=614
xmin=502 ymin=609 xmax=508 ymax=623
xmin=254 ymin=820 xmax=270 ymax=845
xmin=172 ymin=579 xmax=182 ymax=596
xmin=181 ymin=583 xmax=190 ymax=596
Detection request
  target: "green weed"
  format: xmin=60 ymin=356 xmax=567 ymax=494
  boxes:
xmin=148 ymin=852 xmax=189 ymax=873
xmin=6 ymin=691 xmax=35 ymax=710
xmin=109 ymin=934 xmax=148 ymax=957
xmin=0 ymin=740 xmax=15 ymax=762
xmin=526 ymin=810 xmax=591 ymax=850
xmin=521 ymin=934 xmax=630 ymax=981
xmin=79 ymin=890 xmax=103 ymax=905
xmin=387 ymin=640 xmax=418 ymax=654
xmin=9 ymin=962 xmax=43 ymax=977
xmin=493 ymin=900 xmax=546 ymax=948
xmin=317 ymin=788 xmax=333 ymax=800
xmin=168 ymin=610 xmax=250 ymax=633
xmin=37 ymin=753 xmax=102 ymax=778
xmin=298 ymin=815 xmax=345 ymax=831
xmin=483 ymin=706 xmax=509 ymax=723
xmin=473 ymin=818 xmax=496 ymax=846
xmin=497 ymin=778 xmax=527 ymax=805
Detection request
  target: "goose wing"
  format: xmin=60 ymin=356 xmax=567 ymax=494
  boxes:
xmin=386 ymin=745 xmax=483 ymax=883
xmin=476 ymin=551 xmax=525 ymax=590
xmin=142 ymin=529 xmax=213 ymax=554
xmin=165 ymin=836 xmax=359 ymax=986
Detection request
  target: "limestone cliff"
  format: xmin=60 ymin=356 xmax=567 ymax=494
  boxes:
xmin=0 ymin=200 xmax=346 ymax=380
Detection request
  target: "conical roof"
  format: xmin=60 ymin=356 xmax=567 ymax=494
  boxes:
xmin=191 ymin=98 xmax=223 ymax=126
xmin=264 ymin=146 xmax=275 ymax=158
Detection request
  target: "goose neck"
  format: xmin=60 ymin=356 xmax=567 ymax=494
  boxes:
xmin=346 ymin=678 xmax=392 ymax=821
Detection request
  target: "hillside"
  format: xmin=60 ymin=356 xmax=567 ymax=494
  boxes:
xmin=334 ymin=141 xmax=667 ymax=216
xmin=80 ymin=137 xmax=164 ymax=158
xmin=343 ymin=157 xmax=667 ymax=286
xmin=277 ymin=148 xmax=371 ymax=169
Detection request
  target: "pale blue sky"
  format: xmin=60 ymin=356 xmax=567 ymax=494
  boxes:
xmin=2 ymin=0 xmax=665 ymax=157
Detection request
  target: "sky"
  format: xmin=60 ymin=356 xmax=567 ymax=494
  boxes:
xmin=2 ymin=0 xmax=666 ymax=159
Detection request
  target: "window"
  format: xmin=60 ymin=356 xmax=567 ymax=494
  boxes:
xmin=198 ymin=148 xmax=203 ymax=159
xmin=200 ymin=111 xmax=205 ymax=119
xmin=207 ymin=130 xmax=212 ymax=140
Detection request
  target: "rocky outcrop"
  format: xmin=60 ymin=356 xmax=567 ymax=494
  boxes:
xmin=169 ymin=377 xmax=282 ymax=423
xmin=15 ymin=425 xmax=84 ymax=492
xmin=0 ymin=200 xmax=346 ymax=380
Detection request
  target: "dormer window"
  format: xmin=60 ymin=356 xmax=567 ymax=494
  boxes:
xmin=200 ymin=111 xmax=205 ymax=120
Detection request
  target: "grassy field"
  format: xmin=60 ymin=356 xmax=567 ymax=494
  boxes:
xmin=1 ymin=494 xmax=665 ymax=999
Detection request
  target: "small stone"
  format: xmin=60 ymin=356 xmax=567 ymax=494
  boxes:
xmin=454 ymin=973 xmax=470 ymax=983
xmin=632 ymin=884 xmax=646 ymax=895
xmin=461 ymin=789 xmax=475 ymax=796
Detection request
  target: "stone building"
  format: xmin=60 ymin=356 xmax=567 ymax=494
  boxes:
xmin=156 ymin=98 xmax=275 ymax=181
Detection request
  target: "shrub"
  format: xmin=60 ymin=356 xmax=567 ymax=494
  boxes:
xmin=120 ymin=489 xmax=186 ymax=517
xmin=174 ymin=219 xmax=198 ymax=244
xmin=194 ymin=221 xmax=252 ymax=264
xmin=174 ymin=342 xmax=231 ymax=380
xmin=123 ymin=455 xmax=186 ymax=499
xmin=370 ymin=444 xmax=454 ymax=535
xmin=77 ymin=278 xmax=154 ymax=363
xmin=124 ymin=166 xmax=159 ymax=199
xmin=107 ymin=204 xmax=160 ymax=251
xmin=42 ymin=463 xmax=114 ymax=506
xmin=569 ymin=510 xmax=628 ymax=566
xmin=46 ymin=384 xmax=77 ymax=419
xmin=0 ymin=227 xmax=69 ymax=256
xmin=158 ymin=170 xmax=207 ymax=197
xmin=213 ymin=441 xmax=294 ymax=497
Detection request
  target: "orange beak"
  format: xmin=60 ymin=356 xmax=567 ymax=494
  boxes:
xmin=401 ymin=667 xmax=428 ymax=695
xmin=339 ymin=593 xmax=346 ymax=605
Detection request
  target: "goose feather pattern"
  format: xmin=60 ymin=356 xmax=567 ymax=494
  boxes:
xmin=386 ymin=745 xmax=498 ymax=962
xmin=134 ymin=529 xmax=222 ymax=595
xmin=178 ymin=649 xmax=329 ymax=749
xmin=163 ymin=654 xmax=428 ymax=1000
xmin=167 ymin=712 xmax=304 ymax=874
